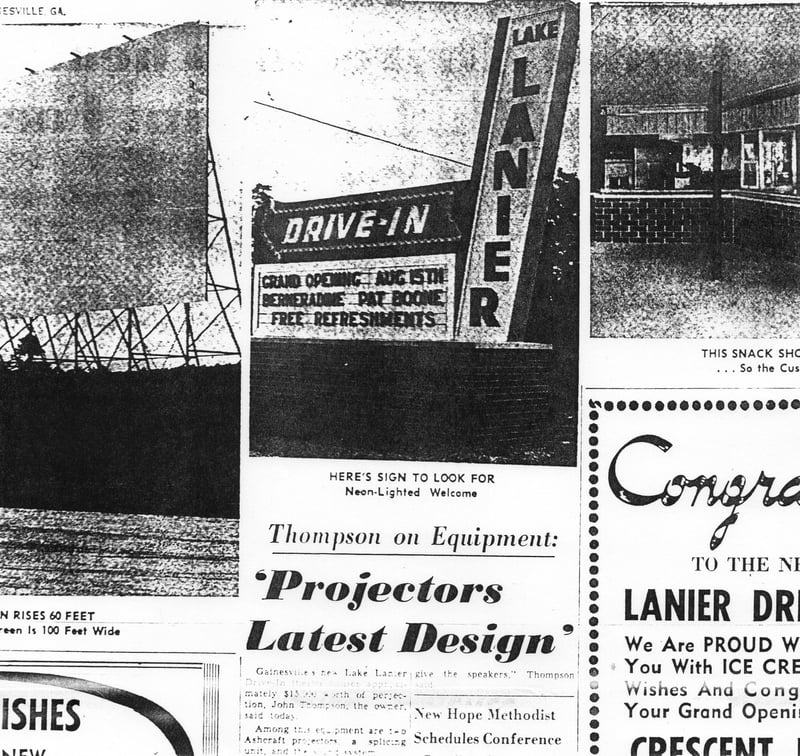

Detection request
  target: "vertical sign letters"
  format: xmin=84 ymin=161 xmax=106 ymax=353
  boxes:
xmin=456 ymin=3 xmax=577 ymax=342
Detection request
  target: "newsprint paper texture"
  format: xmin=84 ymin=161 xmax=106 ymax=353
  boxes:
xmin=3 ymin=1 xmax=800 ymax=756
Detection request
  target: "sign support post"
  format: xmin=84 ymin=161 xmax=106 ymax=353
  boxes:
xmin=709 ymin=69 xmax=723 ymax=279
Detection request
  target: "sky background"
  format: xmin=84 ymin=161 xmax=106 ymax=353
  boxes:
xmin=593 ymin=3 xmax=800 ymax=107
xmin=251 ymin=0 xmax=579 ymax=202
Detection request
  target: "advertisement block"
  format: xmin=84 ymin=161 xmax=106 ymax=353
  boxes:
xmin=0 ymin=658 xmax=223 ymax=756
xmin=585 ymin=392 xmax=800 ymax=756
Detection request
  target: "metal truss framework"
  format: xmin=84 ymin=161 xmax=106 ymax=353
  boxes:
xmin=0 ymin=137 xmax=241 ymax=372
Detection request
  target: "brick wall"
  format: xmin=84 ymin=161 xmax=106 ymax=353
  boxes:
xmin=591 ymin=194 xmax=734 ymax=244
xmin=731 ymin=195 xmax=800 ymax=253
xmin=250 ymin=338 xmax=554 ymax=459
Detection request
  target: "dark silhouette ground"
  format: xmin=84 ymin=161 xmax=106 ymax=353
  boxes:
xmin=0 ymin=363 xmax=240 ymax=517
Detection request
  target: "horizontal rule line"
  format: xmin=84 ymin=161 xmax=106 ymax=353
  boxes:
xmin=414 ymin=694 xmax=575 ymax=698
xmin=271 ymin=551 xmax=554 ymax=558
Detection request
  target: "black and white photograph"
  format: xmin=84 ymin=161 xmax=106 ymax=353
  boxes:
xmin=591 ymin=2 xmax=800 ymax=338
xmin=0 ymin=22 xmax=242 ymax=596
xmin=250 ymin=0 xmax=579 ymax=466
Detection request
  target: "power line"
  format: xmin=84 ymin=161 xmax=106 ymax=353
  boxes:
xmin=590 ymin=9 xmax=617 ymax=35
xmin=253 ymin=99 xmax=471 ymax=168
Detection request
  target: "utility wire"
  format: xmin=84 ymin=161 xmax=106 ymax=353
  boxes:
xmin=253 ymin=99 xmax=471 ymax=168
xmin=590 ymin=9 xmax=617 ymax=36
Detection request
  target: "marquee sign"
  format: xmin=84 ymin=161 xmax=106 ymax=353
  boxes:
xmin=251 ymin=3 xmax=578 ymax=345
xmin=252 ymin=254 xmax=454 ymax=340
xmin=259 ymin=183 xmax=466 ymax=264
xmin=456 ymin=3 xmax=578 ymax=342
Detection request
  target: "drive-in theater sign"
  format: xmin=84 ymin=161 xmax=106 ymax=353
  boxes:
xmin=251 ymin=2 xmax=578 ymax=460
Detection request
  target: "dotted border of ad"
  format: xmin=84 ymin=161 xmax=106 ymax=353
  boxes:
xmin=584 ymin=396 xmax=800 ymax=755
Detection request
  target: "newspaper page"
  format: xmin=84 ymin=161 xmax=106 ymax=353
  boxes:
xmin=0 ymin=0 xmax=799 ymax=756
